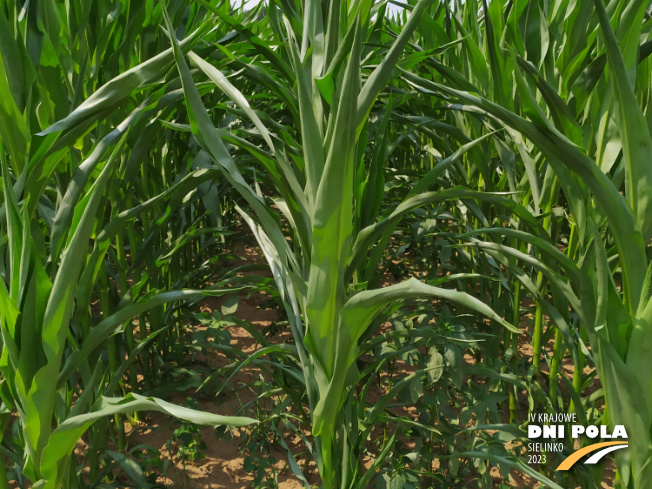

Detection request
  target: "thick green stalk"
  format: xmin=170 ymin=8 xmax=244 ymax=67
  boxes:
xmin=0 ymin=415 xmax=10 ymax=489
xmin=87 ymin=419 xmax=107 ymax=481
xmin=508 ymin=281 xmax=521 ymax=423
xmin=547 ymin=220 xmax=578 ymax=406
xmin=116 ymin=231 xmax=139 ymax=394
xmin=569 ymin=333 xmax=584 ymax=414
xmin=531 ymin=203 xmax=556 ymax=379
xmin=139 ymin=314 xmax=152 ymax=390
xmin=100 ymin=274 xmax=126 ymax=451
xmin=531 ymin=291 xmax=544 ymax=377
xmin=548 ymin=329 xmax=564 ymax=405
xmin=0 ymin=459 xmax=9 ymax=489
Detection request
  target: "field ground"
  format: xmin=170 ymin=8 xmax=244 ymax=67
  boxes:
xmin=97 ymin=242 xmax=614 ymax=489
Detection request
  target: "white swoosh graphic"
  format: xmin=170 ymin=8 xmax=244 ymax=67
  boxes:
xmin=584 ymin=444 xmax=629 ymax=464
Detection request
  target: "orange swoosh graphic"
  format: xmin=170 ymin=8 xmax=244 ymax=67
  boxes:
xmin=556 ymin=441 xmax=629 ymax=471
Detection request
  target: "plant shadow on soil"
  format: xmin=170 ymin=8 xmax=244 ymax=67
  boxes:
xmin=95 ymin=242 xmax=615 ymax=489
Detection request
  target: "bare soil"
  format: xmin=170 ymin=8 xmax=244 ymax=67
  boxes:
xmin=115 ymin=242 xmax=614 ymax=488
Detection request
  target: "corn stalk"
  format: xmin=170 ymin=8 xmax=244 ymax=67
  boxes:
xmin=159 ymin=1 xmax=524 ymax=486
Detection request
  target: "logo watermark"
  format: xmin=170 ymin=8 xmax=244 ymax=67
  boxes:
xmin=527 ymin=412 xmax=628 ymax=470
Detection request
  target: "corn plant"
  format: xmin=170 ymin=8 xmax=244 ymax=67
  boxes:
xmin=402 ymin=0 xmax=652 ymax=486
xmin=146 ymin=0 xmax=540 ymax=486
xmin=3 ymin=0 xmax=649 ymax=487
xmin=0 ymin=2 xmax=257 ymax=487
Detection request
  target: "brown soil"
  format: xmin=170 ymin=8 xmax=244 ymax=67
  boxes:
xmin=123 ymin=243 xmax=309 ymax=488
xmin=78 ymin=241 xmax=614 ymax=489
